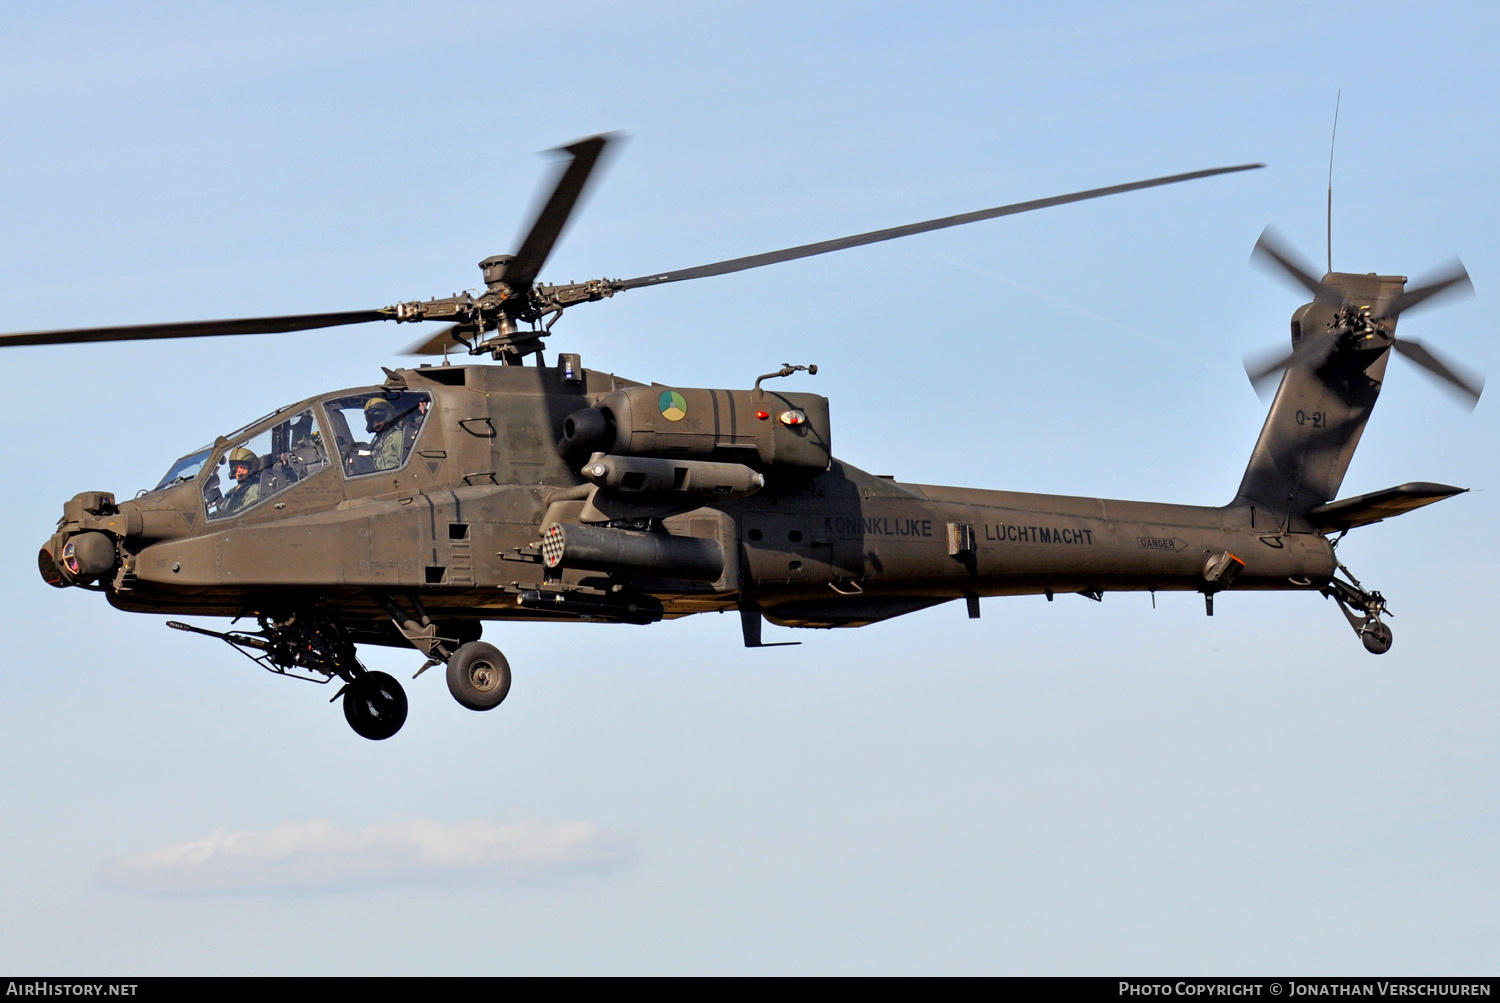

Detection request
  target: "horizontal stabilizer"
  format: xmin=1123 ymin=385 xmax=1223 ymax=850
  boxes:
xmin=1306 ymin=482 xmax=1467 ymax=532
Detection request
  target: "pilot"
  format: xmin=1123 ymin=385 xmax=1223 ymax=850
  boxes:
xmin=364 ymin=398 xmax=405 ymax=471
xmin=221 ymin=447 xmax=262 ymax=514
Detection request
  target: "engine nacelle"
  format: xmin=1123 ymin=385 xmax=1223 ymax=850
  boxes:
xmin=581 ymin=386 xmax=831 ymax=472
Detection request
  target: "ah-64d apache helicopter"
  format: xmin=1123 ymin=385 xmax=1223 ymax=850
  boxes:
xmin=8 ymin=136 xmax=1482 ymax=740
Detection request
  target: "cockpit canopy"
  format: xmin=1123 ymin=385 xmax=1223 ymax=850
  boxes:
xmin=151 ymin=388 xmax=433 ymax=520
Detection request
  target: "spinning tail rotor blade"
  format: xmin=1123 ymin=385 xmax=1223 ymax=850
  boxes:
xmin=1392 ymin=337 xmax=1484 ymax=408
xmin=1251 ymin=228 xmax=1342 ymax=305
xmin=1377 ymin=261 xmax=1473 ymax=321
xmin=1244 ymin=329 xmax=1340 ymax=396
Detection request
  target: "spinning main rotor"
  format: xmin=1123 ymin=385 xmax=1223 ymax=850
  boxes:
xmin=0 ymin=134 xmax=1263 ymax=363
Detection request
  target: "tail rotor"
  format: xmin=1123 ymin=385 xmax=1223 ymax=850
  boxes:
xmin=1243 ymin=228 xmax=1483 ymax=409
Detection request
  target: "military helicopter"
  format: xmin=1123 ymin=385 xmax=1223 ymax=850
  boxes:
xmin=7 ymin=135 xmax=1482 ymax=740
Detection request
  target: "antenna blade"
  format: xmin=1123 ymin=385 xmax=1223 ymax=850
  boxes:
xmin=1392 ymin=337 xmax=1484 ymax=408
xmin=505 ymin=134 xmax=617 ymax=293
xmin=0 ymin=308 xmax=396 ymax=349
xmin=616 ymin=163 xmax=1264 ymax=290
xmin=1327 ymin=90 xmax=1340 ymax=274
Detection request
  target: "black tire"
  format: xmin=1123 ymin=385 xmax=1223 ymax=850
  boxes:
xmin=1361 ymin=620 xmax=1393 ymax=655
xmin=446 ymin=641 xmax=512 ymax=711
xmin=343 ymin=671 xmax=409 ymax=740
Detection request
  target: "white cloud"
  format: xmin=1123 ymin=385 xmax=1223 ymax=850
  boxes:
xmin=100 ymin=818 xmax=637 ymax=894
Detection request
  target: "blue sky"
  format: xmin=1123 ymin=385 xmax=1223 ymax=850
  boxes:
xmin=2 ymin=0 xmax=1496 ymax=975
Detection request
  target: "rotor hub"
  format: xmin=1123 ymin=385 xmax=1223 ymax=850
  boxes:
xmin=1330 ymin=305 xmax=1389 ymax=348
xmin=480 ymin=254 xmax=515 ymax=287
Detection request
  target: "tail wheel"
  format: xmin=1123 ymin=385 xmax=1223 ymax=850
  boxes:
xmin=1360 ymin=620 xmax=1393 ymax=655
xmin=446 ymin=641 xmax=512 ymax=711
xmin=343 ymin=671 xmax=409 ymax=740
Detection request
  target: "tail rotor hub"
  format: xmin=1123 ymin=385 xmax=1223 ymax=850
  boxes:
xmin=1331 ymin=305 xmax=1389 ymax=350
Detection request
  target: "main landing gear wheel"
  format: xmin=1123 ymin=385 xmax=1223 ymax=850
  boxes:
xmin=446 ymin=641 xmax=512 ymax=711
xmin=343 ymin=671 xmax=409 ymax=740
xmin=1360 ymin=619 xmax=1394 ymax=655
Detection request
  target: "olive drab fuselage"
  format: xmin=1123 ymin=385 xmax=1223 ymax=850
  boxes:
xmin=47 ymin=359 xmax=1340 ymax=642
xmin=17 ymin=133 xmax=1475 ymax=743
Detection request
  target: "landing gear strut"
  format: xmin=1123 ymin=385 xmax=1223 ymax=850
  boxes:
xmin=169 ymin=596 xmax=512 ymax=738
xmin=373 ymin=593 xmax=512 ymax=714
xmin=1319 ymin=558 xmax=1393 ymax=655
xmin=168 ymin=614 xmax=413 ymax=740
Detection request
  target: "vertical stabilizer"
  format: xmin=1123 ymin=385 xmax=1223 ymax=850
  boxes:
xmin=1235 ymin=271 xmax=1408 ymax=529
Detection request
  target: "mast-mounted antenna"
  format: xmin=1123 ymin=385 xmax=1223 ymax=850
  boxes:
xmin=1327 ymin=90 xmax=1341 ymax=274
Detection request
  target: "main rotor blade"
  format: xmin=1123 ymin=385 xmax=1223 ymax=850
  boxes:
xmin=1251 ymin=228 xmax=1342 ymax=305
xmin=505 ymin=134 xmax=616 ymax=293
xmin=402 ymin=324 xmax=469 ymax=356
xmin=1244 ymin=329 xmax=1339 ymax=396
xmin=1393 ymin=337 xmax=1484 ymax=409
xmin=0 ymin=308 xmax=396 ymax=349
xmin=616 ymin=163 xmax=1264 ymax=290
xmin=1377 ymin=262 xmax=1473 ymax=321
